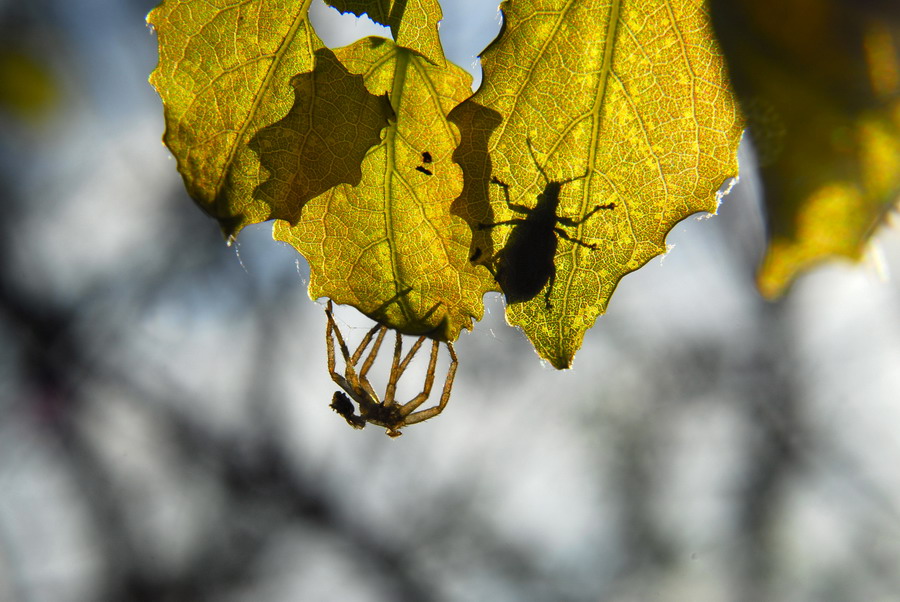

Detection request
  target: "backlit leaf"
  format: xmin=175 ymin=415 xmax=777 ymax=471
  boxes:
xmin=326 ymin=0 xmax=445 ymax=65
xmin=249 ymin=47 xmax=394 ymax=224
xmin=466 ymin=0 xmax=742 ymax=368
xmin=148 ymin=0 xmax=325 ymax=237
xmin=273 ymin=38 xmax=494 ymax=341
xmin=710 ymin=0 xmax=900 ymax=297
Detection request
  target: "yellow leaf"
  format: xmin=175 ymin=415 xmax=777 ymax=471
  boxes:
xmin=148 ymin=0 xmax=324 ymax=238
xmin=325 ymin=0 xmax=446 ymax=65
xmin=249 ymin=47 xmax=395 ymax=224
xmin=466 ymin=0 xmax=742 ymax=368
xmin=273 ymin=38 xmax=495 ymax=341
xmin=710 ymin=0 xmax=900 ymax=297
xmin=0 ymin=48 xmax=57 ymax=121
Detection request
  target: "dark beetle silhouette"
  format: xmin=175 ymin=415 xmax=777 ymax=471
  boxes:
xmin=477 ymin=140 xmax=615 ymax=309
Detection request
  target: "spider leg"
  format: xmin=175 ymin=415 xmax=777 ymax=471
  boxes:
xmin=383 ymin=330 xmax=404 ymax=405
xmin=404 ymin=342 xmax=458 ymax=426
xmin=358 ymin=325 xmax=387 ymax=378
xmin=325 ymin=301 xmax=355 ymax=394
xmin=398 ymin=335 xmax=426 ymax=374
xmin=326 ymin=301 xmax=349 ymax=363
xmin=324 ymin=300 xmax=381 ymax=403
xmin=398 ymin=338 xmax=440 ymax=416
xmin=357 ymin=324 xmax=387 ymax=403
xmin=351 ymin=324 xmax=384 ymax=365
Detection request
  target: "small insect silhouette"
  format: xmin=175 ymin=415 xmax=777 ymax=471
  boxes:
xmin=325 ymin=301 xmax=457 ymax=437
xmin=477 ymin=140 xmax=615 ymax=309
xmin=415 ymin=150 xmax=434 ymax=175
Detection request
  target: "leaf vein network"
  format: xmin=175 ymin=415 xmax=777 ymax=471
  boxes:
xmin=211 ymin=1 xmax=314 ymax=198
xmin=663 ymin=1 xmax=701 ymax=169
xmin=492 ymin=0 xmax=578 ymax=143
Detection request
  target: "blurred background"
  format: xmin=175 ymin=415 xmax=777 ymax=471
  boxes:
xmin=2 ymin=1 xmax=900 ymax=601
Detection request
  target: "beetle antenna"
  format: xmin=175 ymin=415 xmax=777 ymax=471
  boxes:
xmin=526 ymin=137 xmax=550 ymax=185
xmin=527 ymin=137 xmax=589 ymax=184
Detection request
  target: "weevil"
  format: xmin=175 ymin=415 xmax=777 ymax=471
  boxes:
xmin=476 ymin=140 xmax=615 ymax=309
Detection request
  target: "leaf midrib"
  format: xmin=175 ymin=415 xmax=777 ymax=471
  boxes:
xmin=212 ymin=0 xmax=315 ymax=209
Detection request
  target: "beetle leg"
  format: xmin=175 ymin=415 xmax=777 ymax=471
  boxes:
xmin=558 ymin=202 xmax=615 ymax=227
xmin=554 ymin=227 xmax=599 ymax=250
xmin=478 ymin=218 xmax=527 ymax=230
xmin=543 ymin=267 xmax=557 ymax=309
xmin=490 ymin=176 xmax=531 ymax=214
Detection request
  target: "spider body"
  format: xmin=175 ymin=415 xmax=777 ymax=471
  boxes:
xmin=477 ymin=140 xmax=615 ymax=308
xmin=325 ymin=301 xmax=457 ymax=437
xmin=330 ymin=391 xmax=365 ymax=429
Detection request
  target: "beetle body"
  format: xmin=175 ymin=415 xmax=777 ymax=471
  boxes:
xmin=477 ymin=142 xmax=614 ymax=309
xmin=491 ymin=181 xmax=564 ymax=305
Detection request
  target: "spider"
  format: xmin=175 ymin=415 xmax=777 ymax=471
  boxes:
xmin=325 ymin=300 xmax=458 ymax=437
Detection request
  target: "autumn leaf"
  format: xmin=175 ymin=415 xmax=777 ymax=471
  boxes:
xmin=465 ymin=0 xmax=742 ymax=368
xmin=273 ymin=37 xmax=495 ymax=341
xmin=325 ymin=0 xmax=446 ymax=65
xmin=149 ymin=0 xmax=742 ymax=367
xmin=148 ymin=0 xmax=325 ymax=238
xmin=0 ymin=47 xmax=57 ymax=120
xmin=710 ymin=0 xmax=900 ymax=297
xmin=249 ymin=47 xmax=394 ymax=224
